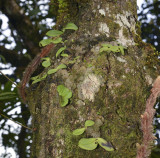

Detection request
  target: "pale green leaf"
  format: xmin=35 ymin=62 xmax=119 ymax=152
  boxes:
xmin=47 ymin=68 xmax=57 ymax=75
xmin=56 ymin=46 xmax=66 ymax=58
xmin=63 ymin=23 xmax=78 ymax=31
xmin=42 ymin=60 xmax=51 ymax=68
xmin=78 ymin=138 xmax=97 ymax=150
xmin=119 ymin=46 xmax=125 ymax=55
xmin=97 ymin=138 xmax=114 ymax=151
xmin=31 ymin=75 xmax=39 ymax=80
xmin=100 ymin=47 xmax=111 ymax=53
xmin=47 ymin=64 xmax=67 ymax=75
xmin=39 ymin=39 xmax=53 ymax=47
xmin=56 ymin=64 xmax=67 ymax=70
xmin=57 ymin=85 xmax=65 ymax=95
xmin=57 ymin=85 xmax=72 ymax=98
xmin=32 ymin=74 xmax=47 ymax=84
xmin=41 ymin=74 xmax=47 ymax=79
xmin=46 ymin=30 xmax=63 ymax=37
xmin=61 ymin=53 xmax=69 ymax=57
xmin=52 ymin=37 xmax=63 ymax=44
xmin=32 ymin=78 xmax=42 ymax=84
xmin=57 ymin=85 xmax=72 ymax=107
xmin=73 ymin=128 xmax=85 ymax=136
xmin=85 ymin=120 xmax=95 ymax=127
xmin=60 ymin=97 xmax=68 ymax=107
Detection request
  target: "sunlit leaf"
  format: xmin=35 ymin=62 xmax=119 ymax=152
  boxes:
xmin=63 ymin=23 xmax=78 ymax=31
xmin=85 ymin=120 xmax=95 ymax=127
xmin=47 ymin=64 xmax=67 ymax=75
xmin=97 ymin=138 xmax=114 ymax=151
xmin=73 ymin=128 xmax=85 ymax=136
xmin=47 ymin=68 xmax=57 ymax=75
xmin=57 ymin=85 xmax=72 ymax=107
xmin=42 ymin=58 xmax=51 ymax=68
xmin=52 ymin=37 xmax=63 ymax=44
xmin=46 ymin=30 xmax=63 ymax=37
xmin=56 ymin=46 xmax=66 ymax=58
xmin=61 ymin=53 xmax=69 ymax=57
xmin=78 ymin=138 xmax=97 ymax=150
xmin=39 ymin=39 xmax=53 ymax=47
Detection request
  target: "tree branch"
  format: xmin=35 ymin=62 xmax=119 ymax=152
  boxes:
xmin=0 ymin=0 xmax=41 ymax=57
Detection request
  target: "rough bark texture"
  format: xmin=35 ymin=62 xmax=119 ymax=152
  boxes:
xmin=26 ymin=0 xmax=159 ymax=157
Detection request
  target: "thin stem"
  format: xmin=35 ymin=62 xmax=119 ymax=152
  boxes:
xmin=0 ymin=70 xmax=19 ymax=87
xmin=0 ymin=112 xmax=32 ymax=131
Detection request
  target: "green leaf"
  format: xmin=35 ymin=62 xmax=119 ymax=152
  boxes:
xmin=56 ymin=46 xmax=66 ymax=58
xmin=52 ymin=37 xmax=63 ymax=44
xmin=61 ymin=53 xmax=69 ymax=57
xmin=118 ymin=46 xmax=125 ymax=55
xmin=57 ymin=85 xmax=72 ymax=107
xmin=47 ymin=64 xmax=67 ymax=75
xmin=41 ymin=74 xmax=47 ymax=79
xmin=57 ymin=85 xmax=72 ymax=98
xmin=42 ymin=58 xmax=51 ymax=68
xmin=97 ymin=138 xmax=114 ymax=151
xmin=32 ymin=74 xmax=47 ymax=84
xmin=73 ymin=128 xmax=85 ymax=136
xmin=56 ymin=64 xmax=67 ymax=70
xmin=78 ymin=138 xmax=98 ymax=150
xmin=68 ymin=56 xmax=80 ymax=64
xmin=47 ymin=68 xmax=57 ymax=75
xmin=31 ymin=75 xmax=39 ymax=80
xmin=63 ymin=23 xmax=78 ymax=31
xmin=39 ymin=39 xmax=53 ymax=47
xmin=32 ymin=78 xmax=42 ymax=84
xmin=85 ymin=120 xmax=95 ymax=127
xmin=100 ymin=44 xmax=126 ymax=55
xmin=46 ymin=30 xmax=63 ymax=37
xmin=60 ymin=97 xmax=69 ymax=107
xmin=0 ymin=92 xmax=16 ymax=100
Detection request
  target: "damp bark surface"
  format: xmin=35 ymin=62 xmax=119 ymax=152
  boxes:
xmin=26 ymin=1 xmax=159 ymax=158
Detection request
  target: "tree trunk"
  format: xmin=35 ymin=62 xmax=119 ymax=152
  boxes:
xmin=26 ymin=0 xmax=159 ymax=157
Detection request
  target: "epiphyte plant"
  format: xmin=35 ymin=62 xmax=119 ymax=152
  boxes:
xmin=73 ymin=120 xmax=95 ymax=136
xmin=57 ymin=85 xmax=72 ymax=107
xmin=31 ymin=22 xmax=78 ymax=84
xmin=73 ymin=120 xmax=114 ymax=151
xmin=39 ymin=23 xmax=78 ymax=47
xmin=100 ymin=44 xmax=126 ymax=55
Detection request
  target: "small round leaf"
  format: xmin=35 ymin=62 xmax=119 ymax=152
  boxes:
xmin=85 ymin=120 xmax=95 ymax=127
xmin=39 ymin=39 xmax=53 ymax=47
xmin=97 ymin=138 xmax=114 ymax=151
xmin=78 ymin=138 xmax=97 ymax=150
xmin=46 ymin=30 xmax=63 ymax=37
xmin=42 ymin=60 xmax=51 ymax=68
xmin=73 ymin=128 xmax=85 ymax=136
xmin=63 ymin=23 xmax=78 ymax=31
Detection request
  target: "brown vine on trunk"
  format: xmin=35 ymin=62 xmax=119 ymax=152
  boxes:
xmin=136 ymin=76 xmax=160 ymax=158
xmin=19 ymin=43 xmax=54 ymax=103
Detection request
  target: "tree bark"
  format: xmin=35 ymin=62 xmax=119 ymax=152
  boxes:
xmin=26 ymin=0 xmax=159 ymax=157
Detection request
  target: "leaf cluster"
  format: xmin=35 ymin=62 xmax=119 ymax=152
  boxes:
xmin=72 ymin=120 xmax=114 ymax=152
xmin=100 ymin=44 xmax=126 ymax=55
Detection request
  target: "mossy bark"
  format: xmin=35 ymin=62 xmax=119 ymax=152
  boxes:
xmin=27 ymin=1 xmax=159 ymax=157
